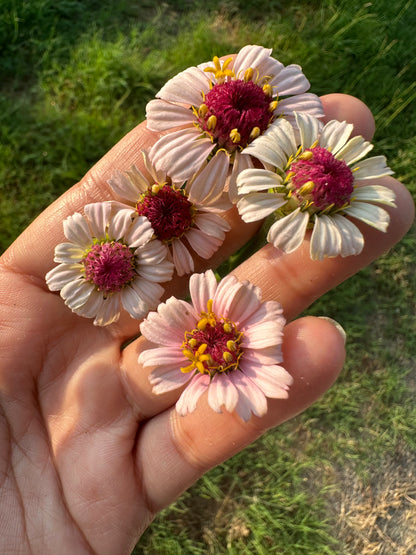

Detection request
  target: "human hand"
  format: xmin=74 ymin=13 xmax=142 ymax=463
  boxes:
xmin=0 ymin=93 xmax=413 ymax=555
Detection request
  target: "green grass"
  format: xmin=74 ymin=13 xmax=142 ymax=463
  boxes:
xmin=1 ymin=0 xmax=415 ymax=552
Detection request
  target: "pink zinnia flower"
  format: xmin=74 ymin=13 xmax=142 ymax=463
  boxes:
xmin=45 ymin=202 xmax=174 ymax=326
xmin=146 ymin=44 xmax=323 ymax=200
xmin=108 ymin=150 xmax=231 ymax=276
xmin=139 ymin=269 xmax=292 ymax=421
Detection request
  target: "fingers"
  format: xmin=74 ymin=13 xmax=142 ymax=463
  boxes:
xmin=135 ymin=316 xmax=346 ymax=513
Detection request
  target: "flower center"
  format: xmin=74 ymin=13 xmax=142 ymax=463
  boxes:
xmin=288 ymin=146 xmax=354 ymax=211
xmin=83 ymin=241 xmax=136 ymax=295
xmin=181 ymin=300 xmax=243 ymax=376
xmin=196 ymin=78 xmax=276 ymax=153
xmin=136 ymin=184 xmax=195 ymax=243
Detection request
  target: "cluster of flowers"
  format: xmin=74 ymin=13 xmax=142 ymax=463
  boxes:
xmin=46 ymin=45 xmax=395 ymax=420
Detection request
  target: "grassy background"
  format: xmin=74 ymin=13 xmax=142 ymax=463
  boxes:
xmin=1 ymin=0 xmax=415 ymax=553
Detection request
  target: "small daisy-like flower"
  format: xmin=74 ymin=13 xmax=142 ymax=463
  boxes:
xmin=146 ymin=44 xmax=323 ymax=200
xmin=45 ymin=202 xmax=174 ymax=326
xmin=139 ymin=269 xmax=292 ymax=422
xmin=236 ymin=112 xmax=396 ymax=260
xmin=108 ymin=150 xmax=232 ymax=276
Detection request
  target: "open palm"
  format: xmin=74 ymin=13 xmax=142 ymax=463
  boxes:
xmin=0 ymin=95 xmax=413 ymax=555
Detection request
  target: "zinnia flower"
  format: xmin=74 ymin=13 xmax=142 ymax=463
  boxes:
xmin=108 ymin=150 xmax=231 ymax=276
xmin=236 ymin=112 xmax=396 ymax=260
xmin=146 ymin=44 xmax=323 ymax=200
xmin=139 ymin=269 xmax=292 ymax=421
xmin=45 ymin=202 xmax=174 ymax=326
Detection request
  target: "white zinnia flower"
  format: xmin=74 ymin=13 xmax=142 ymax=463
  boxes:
xmin=108 ymin=150 xmax=231 ymax=277
xmin=139 ymin=269 xmax=292 ymax=422
xmin=146 ymin=44 xmax=323 ymax=200
xmin=45 ymin=202 xmax=174 ymax=326
xmin=236 ymin=112 xmax=396 ymax=260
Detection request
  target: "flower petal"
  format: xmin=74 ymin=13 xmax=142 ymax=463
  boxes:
xmin=207 ymin=374 xmax=239 ymax=414
xmin=274 ymin=64 xmax=310 ymax=96
xmin=46 ymin=264 xmax=83 ymax=290
xmin=335 ymin=135 xmax=373 ymax=165
xmin=295 ymin=111 xmax=321 ymax=149
xmin=189 ymin=269 xmax=218 ymax=314
xmin=331 ymin=214 xmax=364 ymax=257
xmin=310 ymin=214 xmax=342 ymax=260
xmin=154 ymin=66 xmax=208 ymax=105
xmin=120 ymin=286 xmax=149 ymax=320
xmin=351 ymin=156 xmax=394 ymax=180
xmin=92 ymin=294 xmax=121 ymax=326
xmin=227 ymin=151 xmax=254 ymax=203
xmin=185 ymin=228 xmax=223 ymax=259
xmin=108 ymin=167 xmax=147 ymax=202
xmin=267 ymin=208 xmax=310 ymax=253
xmin=140 ymin=297 xmax=196 ymax=345
xmin=344 ymin=201 xmax=391 ymax=232
xmin=176 ymin=374 xmax=210 ymax=416
xmin=240 ymin=362 xmax=292 ymax=398
xmin=145 ymin=99 xmax=195 ymax=131
xmin=84 ymin=202 xmax=112 ymax=239
xmin=193 ymin=212 xmax=230 ymax=239
xmin=139 ymin=346 xmax=188 ymax=367
xmin=231 ymin=372 xmax=268 ymax=421
xmin=63 ymin=212 xmax=92 ymax=247
xmin=277 ymin=93 xmax=324 ymax=119
xmin=187 ymin=150 xmax=231 ymax=207
xmin=352 ymin=184 xmax=396 ymax=206
xmin=60 ymin=279 xmax=94 ymax=310
xmin=237 ymin=168 xmax=282 ymax=194
xmin=237 ymin=192 xmax=287 ymax=223
xmin=53 ymin=243 xmax=85 ymax=263
xmin=171 ymin=239 xmax=194 ymax=277
xmin=319 ymin=119 xmax=353 ymax=155
xmin=150 ymin=366 xmax=191 ymax=394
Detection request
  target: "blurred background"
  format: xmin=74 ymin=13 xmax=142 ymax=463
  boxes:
xmin=1 ymin=0 xmax=415 ymax=552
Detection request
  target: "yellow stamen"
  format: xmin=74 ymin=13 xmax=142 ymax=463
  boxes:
xmin=223 ymin=351 xmax=234 ymax=363
xmin=206 ymin=299 xmax=213 ymax=313
xmin=203 ymin=56 xmax=235 ymax=82
xmin=151 ymin=183 xmax=162 ymax=194
xmin=230 ymin=128 xmax=241 ymax=143
xmin=298 ymin=150 xmax=314 ymax=161
xmin=197 ymin=318 xmax=208 ymax=331
xmin=249 ymin=126 xmax=261 ymax=140
xmin=188 ymin=338 xmax=197 ymax=348
xmin=299 ymin=181 xmax=315 ymax=195
xmin=263 ymin=83 xmax=273 ymax=96
xmin=227 ymin=340 xmax=237 ymax=351
xmin=269 ymin=100 xmax=278 ymax=112
xmin=207 ymin=115 xmax=217 ymax=130
xmin=244 ymin=67 xmax=254 ymax=82
xmin=198 ymin=103 xmax=208 ymax=118
xmin=223 ymin=322 xmax=232 ymax=333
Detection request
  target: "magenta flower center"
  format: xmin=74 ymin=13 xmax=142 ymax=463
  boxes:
xmin=288 ymin=146 xmax=354 ymax=210
xmin=83 ymin=241 xmax=136 ymax=295
xmin=181 ymin=301 xmax=243 ymax=376
xmin=197 ymin=79 xmax=275 ymax=152
xmin=136 ymin=185 xmax=194 ymax=242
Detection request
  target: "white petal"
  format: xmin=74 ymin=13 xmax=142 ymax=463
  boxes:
xmin=189 ymin=269 xmax=218 ymax=314
xmin=145 ymin=99 xmax=195 ymax=131
xmin=185 ymin=228 xmax=223 ymax=259
xmin=53 ymin=243 xmax=85 ymax=264
xmin=237 ymin=192 xmax=287 ymax=223
xmin=193 ymin=212 xmax=230 ymax=239
xmin=45 ymin=264 xmax=82 ymax=291
xmin=120 ymin=286 xmax=149 ymax=320
xmin=154 ymin=66 xmax=208 ymax=105
xmin=74 ymin=289 xmax=103 ymax=318
xmin=335 ymin=135 xmax=373 ymax=165
xmin=267 ymin=209 xmax=309 ymax=253
xmin=107 ymin=208 xmax=135 ymax=241
xmin=84 ymin=202 xmax=112 ymax=239
xmin=92 ymin=294 xmax=121 ymax=326
xmin=277 ymin=93 xmax=324 ymax=119
xmin=344 ymin=201 xmax=391 ymax=232
xmin=130 ymin=279 xmax=164 ymax=308
xmin=243 ymin=118 xmax=295 ymax=167
xmin=187 ymin=150 xmax=231 ymax=206
xmin=108 ymin=168 xmax=145 ymax=202
xmin=319 ymin=119 xmax=353 ymax=155
xmin=242 ymin=300 xmax=285 ymax=328
xmin=61 ymin=279 xmax=95 ymax=310
xmin=227 ymin=151 xmax=254 ymax=203
xmin=176 ymin=374 xmax=210 ymax=415
xmin=352 ymin=184 xmax=396 ymax=206
xmin=295 ymin=111 xmax=321 ymax=149
xmin=123 ymin=216 xmax=154 ymax=247
xmin=63 ymin=212 xmax=92 ymax=247
xmin=351 ymin=156 xmax=394 ymax=180
xmin=331 ymin=214 xmax=364 ymax=257
xmin=310 ymin=214 xmax=342 ymax=260
xmin=237 ymin=168 xmax=282 ymax=194
xmin=207 ymin=374 xmax=239 ymax=414
xmin=274 ymin=64 xmax=310 ymax=96
xmin=171 ymin=239 xmax=194 ymax=276
xmin=149 ymin=128 xmax=213 ymax=182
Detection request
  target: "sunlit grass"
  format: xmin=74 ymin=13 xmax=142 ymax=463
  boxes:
xmin=1 ymin=0 xmax=415 ymax=552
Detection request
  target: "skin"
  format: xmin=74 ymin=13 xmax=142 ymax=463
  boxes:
xmin=0 ymin=92 xmax=413 ymax=554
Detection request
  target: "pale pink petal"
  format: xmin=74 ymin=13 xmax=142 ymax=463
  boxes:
xmin=139 ymin=346 xmax=188 ymax=368
xmin=63 ymin=213 xmax=92 ymax=247
xmin=150 ymin=366 xmax=191 ymax=394
xmin=185 ymin=228 xmax=223 ymax=259
xmin=267 ymin=209 xmax=310 ymax=253
xmin=46 ymin=264 xmax=82 ymax=290
xmin=207 ymin=374 xmax=239 ymax=414
xmin=212 ymin=274 xmax=244 ymax=317
xmin=243 ymin=118 xmax=296 ymax=167
xmin=108 ymin=168 xmax=147 ymax=202
xmin=243 ymin=346 xmax=284 ymax=366
xmin=154 ymin=66 xmax=208 ymax=105
xmin=123 ymin=216 xmax=154 ymax=248
xmin=60 ymin=279 xmax=94 ymax=310
xmin=140 ymin=297 xmax=196 ymax=345
xmin=130 ymin=279 xmax=164 ymax=308
xmin=108 ymin=208 xmax=138 ymax=241
xmin=187 ymin=150 xmax=231 ymax=206
xmin=231 ymin=372 xmax=268 ymax=421
xmin=189 ymin=269 xmax=218 ymax=314
xmin=84 ymin=202 xmax=112 ymax=239
xmin=149 ymin=128 xmax=213 ymax=182
xmin=232 ymin=45 xmax=274 ymax=78
xmin=277 ymin=93 xmax=324 ymax=119
xmin=227 ymin=151 xmax=254 ymax=202
xmin=274 ymin=64 xmax=310 ymax=95
xmin=176 ymin=374 xmax=210 ymax=416
xmin=145 ymin=99 xmax=195 ymax=131
xmin=171 ymin=239 xmax=194 ymax=276
xmin=242 ymin=300 xmax=285 ymax=328
xmin=242 ymin=321 xmax=284 ymax=349
xmin=352 ymin=185 xmax=396 ymax=206
xmin=216 ymin=279 xmax=262 ymax=325
xmin=193 ymin=212 xmax=230 ymax=239
xmin=240 ymin=362 xmax=292 ymax=398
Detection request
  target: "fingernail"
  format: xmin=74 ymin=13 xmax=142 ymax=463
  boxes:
xmin=318 ymin=317 xmax=347 ymax=345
